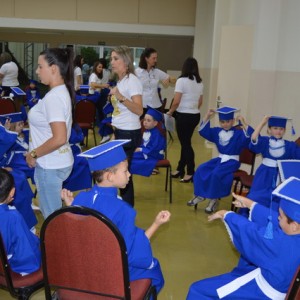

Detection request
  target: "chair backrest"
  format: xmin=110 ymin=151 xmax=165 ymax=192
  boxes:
xmin=40 ymin=206 xmax=131 ymax=300
xmin=0 ymin=97 xmax=17 ymax=115
xmin=295 ymin=137 xmax=300 ymax=146
xmin=285 ymin=265 xmax=300 ymax=300
xmin=74 ymin=100 xmax=96 ymax=126
xmin=239 ymin=148 xmax=256 ymax=175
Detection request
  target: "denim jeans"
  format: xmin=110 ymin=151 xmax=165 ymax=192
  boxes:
xmin=34 ymin=165 xmax=72 ymax=219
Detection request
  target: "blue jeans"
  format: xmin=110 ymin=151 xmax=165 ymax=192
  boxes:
xmin=34 ymin=165 xmax=72 ymax=219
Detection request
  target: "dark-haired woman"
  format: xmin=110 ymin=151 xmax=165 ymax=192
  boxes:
xmin=26 ymin=48 xmax=74 ymax=219
xmin=136 ymin=47 xmax=174 ymax=116
xmin=167 ymin=57 xmax=203 ymax=182
xmin=73 ymin=54 xmax=83 ymax=93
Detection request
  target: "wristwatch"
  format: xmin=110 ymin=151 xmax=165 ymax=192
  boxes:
xmin=30 ymin=149 xmax=38 ymax=159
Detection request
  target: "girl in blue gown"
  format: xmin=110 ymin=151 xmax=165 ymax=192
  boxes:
xmin=61 ymin=140 xmax=171 ymax=294
xmin=0 ymin=169 xmax=41 ymax=275
xmin=187 ymin=177 xmax=300 ymax=299
xmin=247 ymin=115 xmax=300 ymax=208
xmin=187 ymin=107 xmax=254 ymax=213
xmin=130 ymin=107 xmax=166 ymax=177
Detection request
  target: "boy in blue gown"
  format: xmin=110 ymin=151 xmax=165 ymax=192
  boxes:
xmin=187 ymin=106 xmax=254 ymax=213
xmin=247 ymin=115 xmax=300 ymax=208
xmin=130 ymin=107 xmax=166 ymax=177
xmin=0 ymin=169 xmax=41 ymax=275
xmin=0 ymin=113 xmax=37 ymax=230
xmin=187 ymin=176 xmax=300 ymax=300
xmin=61 ymin=140 xmax=171 ymax=294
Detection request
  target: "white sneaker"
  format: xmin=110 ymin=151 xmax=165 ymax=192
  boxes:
xmin=99 ymin=135 xmax=111 ymax=144
xmin=187 ymin=196 xmax=205 ymax=206
xmin=205 ymin=199 xmax=218 ymax=213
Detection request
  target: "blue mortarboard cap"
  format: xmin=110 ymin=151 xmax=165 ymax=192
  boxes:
xmin=272 ymin=176 xmax=300 ymax=223
xmin=30 ymin=79 xmax=37 ymax=85
xmin=278 ymin=160 xmax=300 ymax=182
xmin=78 ymin=139 xmax=130 ymax=171
xmin=10 ymin=87 xmax=26 ymax=96
xmin=0 ymin=112 xmax=23 ymax=125
xmin=146 ymin=106 xmax=163 ymax=122
xmin=214 ymin=106 xmax=240 ymax=120
xmin=268 ymin=116 xmax=289 ymax=128
xmin=79 ymin=85 xmax=89 ymax=94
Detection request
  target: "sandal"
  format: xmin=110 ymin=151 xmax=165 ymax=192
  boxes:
xmin=152 ymin=168 xmax=160 ymax=175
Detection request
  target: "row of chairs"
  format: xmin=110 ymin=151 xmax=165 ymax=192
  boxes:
xmin=0 ymin=206 xmax=157 ymax=299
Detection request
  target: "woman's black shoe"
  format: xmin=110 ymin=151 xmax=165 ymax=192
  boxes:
xmin=171 ymin=171 xmax=183 ymax=178
xmin=180 ymin=175 xmax=193 ymax=183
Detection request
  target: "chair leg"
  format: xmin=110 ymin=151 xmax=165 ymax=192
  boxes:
xmin=169 ymin=165 xmax=172 ymax=204
xmin=92 ymin=128 xmax=97 ymax=146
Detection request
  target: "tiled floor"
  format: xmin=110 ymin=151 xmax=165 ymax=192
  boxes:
xmin=0 ymin=131 xmax=238 ymax=299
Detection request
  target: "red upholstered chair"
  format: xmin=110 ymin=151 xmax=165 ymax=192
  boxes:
xmin=40 ymin=206 xmax=157 ymax=300
xmin=285 ymin=265 xmax=300 ymax=300
xmin=0 ymin=234 xmax=44 ymax=300
xmin=0 ymin=97 xmax=17 ymax=115
xmin=74 ymin=100 xmax=97 ymax=147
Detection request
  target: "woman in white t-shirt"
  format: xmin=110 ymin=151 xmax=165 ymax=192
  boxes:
xmin=167 ymin=57 xmax=203 ymax=182
xmin=0 ymin=52 xmax=19 ymax=96
xmin=109 ymin=45 xmax=143 ymax=207
xmin=73 ymin=55 xmax=83 ymax=93
xmin=26 ymin=48 xmax=74 ymax=219
xmin=135 ymin=47 xmax=175 ymax=116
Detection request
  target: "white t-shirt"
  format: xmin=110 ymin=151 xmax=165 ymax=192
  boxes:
xmin=175 ymin=77 xmax=204 ymax=114
xmin=112 ymin=73 xmax=142 ymax=130
xmin=0 ymin=61 xmax=19 ymax=87
xmin=135 ymin=67 xmax=169 ymax=108
xmin=74 ymin=66 xmax=82 ymax=91
xmin=28 ymin=85 xmax=73 ymax=169
xmin=88 ymin=69 xmax=110 ymax=94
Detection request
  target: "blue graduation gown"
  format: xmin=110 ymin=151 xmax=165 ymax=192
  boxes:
xmin=26 ymin=87 xmax=41 ymax=108
xmin=193 ymin=122 xmax=254 ymax=198
xmin=6 ymin=129 xmax=35 ymax=183
xmin=130 ymin=127 xmax=166 ymax=177
xmin=187 ymin=204 xmax=300 ymax=299
xmin=63 ymin=125 xmax=92 ymax=191
xmin=0 ymin=204 xmax=41 ymax=275
xmin=72 ymin=185 xmax=164 ymax=293
xmin=0 ymin=126 xmax=37 ymax=229
xmin=247 ymin=136 xmax=300 ymax=207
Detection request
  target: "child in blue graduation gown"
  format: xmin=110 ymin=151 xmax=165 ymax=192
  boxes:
xmin=25 ymin=80 xmax=41 ymax=109
xmin=0 ymin=169 xmax=41 ymax=275
xmin=187 ymin=107 xmax=254 ymax=213
xmin=61 ymin=140 xmax=171 ymax=294
xmin=130 ymin=107 xmax=166 ymax=177
xmin=247 ymin=115 xmax=300 ymax=208
xmin=62 ymin=123 xmax=92 ymax=191
xmin=0 ymin=116 xmax=37 ymax=230
xmin=187 ymin=177 xmax=300 ymax=300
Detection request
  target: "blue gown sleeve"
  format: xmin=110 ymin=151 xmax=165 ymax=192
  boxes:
xmin=199 ymin=121 xmax=219 ymax=143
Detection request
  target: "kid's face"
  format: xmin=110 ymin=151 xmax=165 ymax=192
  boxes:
xmin=143 ymin=114 xmax=158 ymax=130
xmin=278 ymin=208 xmax=292 ymax=234
xmin=110 ymin=160 xmax=130 ymax=189
xmin=14 ymin=121 xmax=24 ymax=134
xmin=219 ymin=119 xmax=234 ymax=131
xmin=269 ymin=126 xmax=285 ymax=139
xmin=36 ymin=55 xmax=52 ymax=85
xmin=110 ymin=51 xmax=126 ymax=76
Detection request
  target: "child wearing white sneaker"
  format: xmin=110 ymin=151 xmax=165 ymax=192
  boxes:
xmin=187 ymin=106 xmax=253 ymax=213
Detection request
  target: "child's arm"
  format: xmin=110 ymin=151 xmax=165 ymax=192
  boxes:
xmin=251 ymin=115 xmax=269 ymax=142
xmin=236 ymin=115 xmax=248 ymax=130
xmin=61 ymin=188 xmax=74 ymax=206
xmin=202 ymin=108 xmax=215 ymax=123
xmin=145 ymin=210 xmax=171 ymax=239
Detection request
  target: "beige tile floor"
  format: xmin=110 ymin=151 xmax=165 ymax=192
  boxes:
xmin=0 ymin=131 xmax=239 ymax=299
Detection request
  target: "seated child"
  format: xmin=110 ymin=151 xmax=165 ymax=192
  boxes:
xmin=247 ymin=115 xmax=300 ymax=209
xmin=187 ymin=106 xmax=254 ymax=213
xmin=0 ymin=113 xmax=37 ymax=230
xmin=25 ymin=79 xmax=41 ymax=109
xmin=61 ymin=140 xmax=171 ymax=293
xmin=62 ymin=123 xmax=92 ymax=191
xmin=0 ymin=169 xmax=41 ymax=275
xmin=130 ymin=107 xmax=166 ymax=177
xmin=187 ymin=176 xmax=300 ymax=300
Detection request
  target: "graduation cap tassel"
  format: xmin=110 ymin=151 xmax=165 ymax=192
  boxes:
xmin=291 ymin=122 xmax=296 ymax=136
xmin=264 ymin=215 xmax=273 ymax=239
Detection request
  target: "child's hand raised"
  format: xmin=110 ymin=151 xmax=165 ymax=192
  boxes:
xmin=261 ymin=115 xmax=270 ymax=126
xmin=154 ymin=210 xmax=171 ymax=225
xmin=61 ymin=188 xmax=74 ymax=206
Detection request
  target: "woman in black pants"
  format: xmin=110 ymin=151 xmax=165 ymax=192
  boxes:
xmin=167 ymin=57 xmax=203 ymax=182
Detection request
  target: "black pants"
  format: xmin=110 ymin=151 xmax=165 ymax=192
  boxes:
xmin=175 ymin=112 xmax=200 ymax=176
xmin=114 ymin=128 xmax=142 ymax=207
